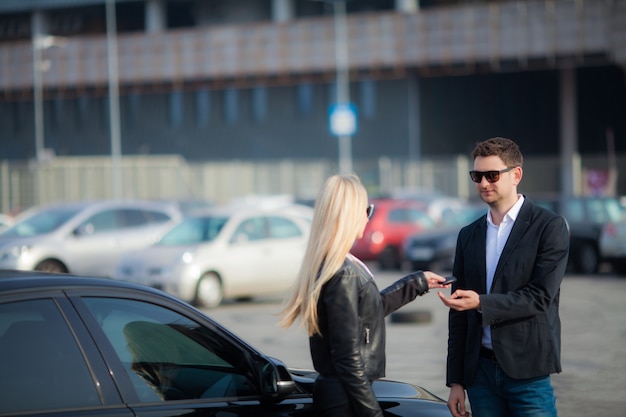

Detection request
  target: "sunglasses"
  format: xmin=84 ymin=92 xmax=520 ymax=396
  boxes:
xmin=469 ymin=166 xmax=516 ymax=183
xmin=366 ymin=204 xmax=375 ymax=219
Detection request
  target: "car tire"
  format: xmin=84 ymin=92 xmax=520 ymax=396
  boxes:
xmin=611 ymin=260 xmax=626 ymax=276
xmin=574 ymin=243 xmax=598 ymax=274
xmin=35 ymin=259 xmax=67 ymax=273
xmin=379 ymin=246 xmax=400 ymax=270
xmin=195 ymin=272 xmax=223 ymax=309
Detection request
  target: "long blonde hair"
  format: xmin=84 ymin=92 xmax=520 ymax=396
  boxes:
xmin=279 ymin=174 xmax=368 ymax=336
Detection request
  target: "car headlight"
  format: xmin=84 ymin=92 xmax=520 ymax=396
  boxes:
xmin=181 ymin=251 xmax=195 ymax=264
xmin=0 ymin=244 xmax=32 ymax=262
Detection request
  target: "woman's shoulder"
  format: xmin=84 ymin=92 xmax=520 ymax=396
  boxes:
xmin=327 ymin=256 xmax=370 ymax=286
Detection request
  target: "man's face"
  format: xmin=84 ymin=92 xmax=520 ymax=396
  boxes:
xmin=472 ymin=155 xmax=520 ymax=206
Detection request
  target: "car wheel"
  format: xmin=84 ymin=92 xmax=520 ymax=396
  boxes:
xmin=195 ymin=272 xmax=223 ymax=309
xmin=611 ymin=260 xmax=626 ymax=276
xmin=34 ymin=259 xmax=67 ymax=273
xmin=379 ymin=246 xmax=400 ymax=270
xmin=574 ymin=243 xmax=598 ymax=274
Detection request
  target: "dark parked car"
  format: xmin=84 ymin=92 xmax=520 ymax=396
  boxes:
xmin=403 ymin=204 xmax=486 ymax=272
xmin=532 ymin=196 xmax=626 ymax=274
xmin=351 ymin=198 xmax=436 ymax=270
xmin=0 ymin=270 xmax=449 ymax=416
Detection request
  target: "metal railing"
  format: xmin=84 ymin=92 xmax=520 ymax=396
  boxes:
xmin=2 ymin=153 xmax=624 ymax=215
xmin=1 ymin=0 xmax=624 ymax=95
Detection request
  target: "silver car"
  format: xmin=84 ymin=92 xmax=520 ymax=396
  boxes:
xmin=114 ymin=204 xmax=313 ymax=308
xmin=0 ymin=200 xmax=181 ymax=277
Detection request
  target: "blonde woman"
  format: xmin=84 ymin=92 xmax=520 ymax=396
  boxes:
xmin=280 ymin=174 xmax=449 ymax=417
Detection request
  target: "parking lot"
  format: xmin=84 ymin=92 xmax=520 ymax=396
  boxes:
xmin=205 ymin=269 xmax=626 ymax=417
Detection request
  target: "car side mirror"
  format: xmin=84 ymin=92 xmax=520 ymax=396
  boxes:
xmin=73 ymin=223 xmax=94 ymax=237
xmin=258 ymin=356 xmax=297 ymax=403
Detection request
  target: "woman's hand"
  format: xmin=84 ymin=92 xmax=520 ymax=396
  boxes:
xmin=422 ymin=271 xmax=450 ymax=289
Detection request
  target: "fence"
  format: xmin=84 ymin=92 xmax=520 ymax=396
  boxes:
xmin=0 ymin=153 xmax=624 ymax=215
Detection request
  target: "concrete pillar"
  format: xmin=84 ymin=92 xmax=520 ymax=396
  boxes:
xmin=559 ymin=68 xmax=578 ymax=197
xmin=272 ymin=0 xmax=294 ymax=22
xmin=407 ymin=74 xmax=421 ymax=162
xmin=145 ymin=0 xmax=166 ymax=33
xmin=395 ymin=0 xmax=419 ymax=13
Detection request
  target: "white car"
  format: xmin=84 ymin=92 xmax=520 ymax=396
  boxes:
xmin=114 ymin=204 xmax=313 ymax=308
xmin=0 ymin=200 xmax=181 ymax=277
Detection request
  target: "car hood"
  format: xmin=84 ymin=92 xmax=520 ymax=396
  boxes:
xmin=287 ymin=368 xmax=443 ymax=402
xmin=0 ymin=236 xmax=45 ymax=248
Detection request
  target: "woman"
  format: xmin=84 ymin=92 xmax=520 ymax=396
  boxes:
xmin=279 ymin=174 xmax=448 ymax=417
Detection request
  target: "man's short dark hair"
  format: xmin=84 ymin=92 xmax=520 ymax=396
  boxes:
xmin=471 ymin=137 xmax=523 ymax=167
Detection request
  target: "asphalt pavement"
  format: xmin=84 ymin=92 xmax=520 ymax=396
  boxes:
xmin=204 ymin=269 xmax=626 ymax=417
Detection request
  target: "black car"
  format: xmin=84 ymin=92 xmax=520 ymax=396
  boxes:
xmin=0 ymin=270 xmax=449 ymax=416
xmin=532 ymin=196 xmax=626 ymax=274
xmin=403 ymin=205 xmax=486 ymax=272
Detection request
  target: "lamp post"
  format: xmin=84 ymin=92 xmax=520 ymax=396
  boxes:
xmin=333 ymin=1 xmax=353 ymax=174
xmin=314 ymin=0 xmax=353 ymax=174
xmin=31 ymin=33 xmax=67 ymax=163
xmin=106 ymin=0 xmax=123 ymax=199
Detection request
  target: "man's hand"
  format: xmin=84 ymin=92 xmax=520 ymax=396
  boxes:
xmin=447 ymin=384 xmax=470 ymax=416
xmin=438 ymin=289 xmax=481 ymax=311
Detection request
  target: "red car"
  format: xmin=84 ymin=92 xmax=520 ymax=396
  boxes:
xmin=351 ymin=198 xmax=435 ymax=270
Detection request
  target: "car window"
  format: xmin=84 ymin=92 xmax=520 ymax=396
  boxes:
xmin=81 ymin=297 xmax=258 ymax=403
xmin=84 ymin=209 xmax=119 ymax=232
xmin=158 ymin=216 xmax=227 ymax=245
xmin=388 ymin=208 xmax=435 ymax=228
xmin=233 ymin=217 xmax=267 ymax=242
xmin=586 ymin=199 xmax=610 ymax=223
xmin=267 ymin=216 xmax=302 ymax=239
xmin=604 ymin=198 xmax=625 ymax=222
xmin=121 ymin=208 xmax=172 ymax=227
xmin=0 ymin=299 xmax=101 ymax=413
xmin=0 ymin=206 xmax=81 ymax=237
xmin=562 ymin=199 xmax=585 ymax=222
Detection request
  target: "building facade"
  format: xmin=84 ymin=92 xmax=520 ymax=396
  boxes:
xmin=0 ymin=0 xmax=625 ymax=199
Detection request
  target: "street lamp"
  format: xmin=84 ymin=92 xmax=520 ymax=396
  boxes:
xmin=332 ymin=1 xmax=353 ymax=175
xmin=314 ymin=0 xmax=354 ymax=174
xmin=106 ymin=0 xmax=122 ymax=199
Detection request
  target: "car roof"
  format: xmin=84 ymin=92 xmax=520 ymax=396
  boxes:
xmin=186 ymin=203 xmax=313 ymax=218
xmin=0 ymin=269 xmax=174 ymax=298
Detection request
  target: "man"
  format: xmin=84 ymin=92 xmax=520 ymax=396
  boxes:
xmin=438 ymin=137 xmax=569 ymax=417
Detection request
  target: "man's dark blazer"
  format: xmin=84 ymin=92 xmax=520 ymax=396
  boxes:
xmin=446 ymin=197 xmax=569 ymax=387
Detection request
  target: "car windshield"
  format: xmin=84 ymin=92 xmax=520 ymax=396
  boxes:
xmin=440 ymin=206 xmax=486 ymax=227
xmin=157 ymin=216 xmax=228 ymax=246
xmin=0 ymin=206 xmax=82 ymax=237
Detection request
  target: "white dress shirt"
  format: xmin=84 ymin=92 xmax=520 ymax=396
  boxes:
xmin=482 ymin=194 xmax=525 ymax=350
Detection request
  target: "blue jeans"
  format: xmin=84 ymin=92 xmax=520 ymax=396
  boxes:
xmin=466 ymin=356 xmax=557 ymax=417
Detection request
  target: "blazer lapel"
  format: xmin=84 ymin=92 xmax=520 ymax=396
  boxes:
xmin=492 ymin=201 xmax=532 ymax=289
xmin=475 ymin=218 xmax=488 ymax=294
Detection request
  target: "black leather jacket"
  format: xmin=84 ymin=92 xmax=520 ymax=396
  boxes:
xmin=310 ymin=255 xmax=430 ymax=417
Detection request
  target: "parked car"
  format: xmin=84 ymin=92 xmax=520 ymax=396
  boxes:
xmin=0 ymin=270 xmax=450 ymax=416
xmin=115 ymin=204 xmax=313 ymax=308
xmin=391 ymin=189 xmax=468 ymax=226
xmin=351 ymin=198 xmax=436 ymax=270
xmin=0 ymin=200 xmax=181 ymax=277
xmin=403 ymin=204 xmax=486 ymax=272
xmin=531 ymin=195 xmax=626 ymax=274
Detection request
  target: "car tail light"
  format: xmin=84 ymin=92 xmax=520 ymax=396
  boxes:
xmin=371 ymin=231 xmax=384 ymax=244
